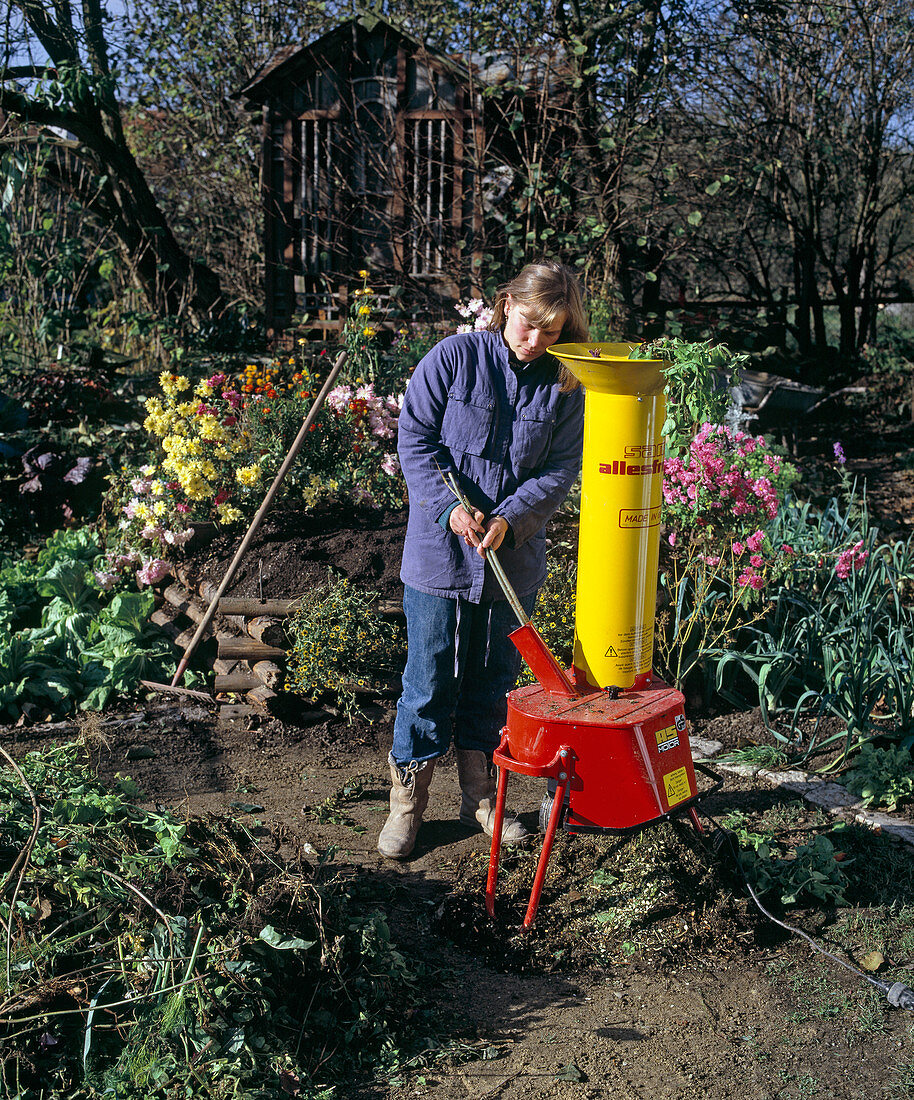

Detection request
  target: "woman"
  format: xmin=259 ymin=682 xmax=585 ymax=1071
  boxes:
xmin=378 ymin=261 xmax=587 ymax=860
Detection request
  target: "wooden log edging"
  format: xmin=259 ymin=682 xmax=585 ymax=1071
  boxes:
xmin=155 ymin=567 xmax=402 ymax=715
xmin=154 ymin=570 xmax=288 ymax=710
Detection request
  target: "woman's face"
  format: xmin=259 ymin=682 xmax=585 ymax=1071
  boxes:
xmin=502 ymin=295 xmax=565 ymax=363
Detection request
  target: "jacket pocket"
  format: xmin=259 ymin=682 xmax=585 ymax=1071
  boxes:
xmin=513 ymin=404 xmax=556 ymax=468
xmin=440 ymin=387 xmax=495 ymax=457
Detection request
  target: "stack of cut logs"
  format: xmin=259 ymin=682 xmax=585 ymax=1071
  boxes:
xmin=151 ymin=563 xmax=402 ymax=717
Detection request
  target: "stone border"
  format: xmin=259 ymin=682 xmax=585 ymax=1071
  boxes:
xmin=690 ymin=737 xmax=914 ymax=848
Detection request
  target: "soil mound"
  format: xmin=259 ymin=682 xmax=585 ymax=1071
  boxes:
xmin=437 ymin=820 xmax=755 ymax=973
xmin=186 ymin=499 xmax=408 ymax=601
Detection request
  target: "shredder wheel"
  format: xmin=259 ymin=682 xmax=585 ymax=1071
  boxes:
xmin=539 ymin=791 xmax=567 ymax=833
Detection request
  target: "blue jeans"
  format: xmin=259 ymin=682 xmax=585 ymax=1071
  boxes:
xmin=391 ymin=585 xmax=537 ymax=766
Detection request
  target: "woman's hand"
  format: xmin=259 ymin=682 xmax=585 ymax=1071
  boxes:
xmin=450 ymin=507 xmax=508 ymax=557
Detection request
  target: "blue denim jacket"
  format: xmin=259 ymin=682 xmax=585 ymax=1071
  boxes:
xmin=397 ymin=330 xmax=584 ymax=602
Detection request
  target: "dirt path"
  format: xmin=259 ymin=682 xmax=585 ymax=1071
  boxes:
xmin=9 ymin=704 xmax=913 ymax=1100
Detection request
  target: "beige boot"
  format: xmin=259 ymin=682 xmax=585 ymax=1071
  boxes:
xmin=456 ymin=748 xmax=528 ymax=844
xmin=377 ymin=755 xmax=435 ymax=860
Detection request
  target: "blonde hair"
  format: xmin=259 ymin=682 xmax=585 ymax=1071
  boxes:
xmin=487 ymin=261 xmax=588 ymax=391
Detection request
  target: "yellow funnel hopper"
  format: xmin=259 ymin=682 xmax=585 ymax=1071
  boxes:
xmin=549 ymin=343 xmax=667 ymax=690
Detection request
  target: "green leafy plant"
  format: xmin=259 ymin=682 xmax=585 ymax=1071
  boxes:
xmin=285 ymin=574 xmax=404 ymax=719
xmin=710 ymin=490 xmax=914 ymax=758
xmin=738 ymin=833 xmax=851 ymax=908
xmin=0 ymin=741 xmax=469 ymax=1098
xmin=0 ymin=527 xmax=198 ymax=717
xmin=716 ymin=744 xmax=789 ymax=768
xmin=629 ymin=337 xmax=747 ymax=457
xmin=841 ymin=744 xmax=914 ymax=811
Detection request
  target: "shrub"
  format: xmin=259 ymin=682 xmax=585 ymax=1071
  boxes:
xmin=285 ymin=574 xmax=405 ymax=719
xmin=517 ymin=558 xmax=577 ymax=686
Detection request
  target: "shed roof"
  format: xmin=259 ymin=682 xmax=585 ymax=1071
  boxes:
xmin=237 ymin=11 xmax=472 ymax=104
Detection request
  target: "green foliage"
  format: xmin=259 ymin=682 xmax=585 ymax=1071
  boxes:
xmin=516 ymin=558 xmax=577 ymax=686
xmin=0 ymin=528 xmax=197 ymax=718
xmin=629 ymin=337 xmax=747 ymax=457
xmin=716 ymin=744 xmax=789 ymax=768
xmin=710 ymin=490 xmax=914 ymax=757
xmin=0 ymin=741 xmax=464 ymax=1098
xmin=721 ymin=810 xmax=851 ymax=908
xmin=739 ymin=834 xmax=850 ymax=908
xmin=0 ymin=142 xmax=114 ymax=364
xmin=285 ymin=574 xmax=405 ymax=719
xmin=841 ymin=744 xmax=914 ymax=811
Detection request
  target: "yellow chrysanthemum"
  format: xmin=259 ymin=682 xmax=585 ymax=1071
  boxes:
xmin=217 ymin=503 xmax=243 ymax=524
xmin=236 ymin=465 xmax=262 ymax=487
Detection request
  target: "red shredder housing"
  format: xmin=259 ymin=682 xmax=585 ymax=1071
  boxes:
xmin=502 ymin=676 xmax=698 ymax=830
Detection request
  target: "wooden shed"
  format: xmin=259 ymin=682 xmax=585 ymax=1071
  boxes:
xmin=239 ymin=13 xmax=484 ymax=338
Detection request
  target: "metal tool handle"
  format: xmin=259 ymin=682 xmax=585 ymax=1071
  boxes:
xmin=440 ymin=469 xmax=528 ymax=627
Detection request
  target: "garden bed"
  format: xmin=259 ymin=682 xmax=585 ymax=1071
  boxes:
xmin=6 ymin=473 xmax=914 ymax=1098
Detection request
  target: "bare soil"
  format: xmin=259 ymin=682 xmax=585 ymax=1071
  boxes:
xmin=9 ymin=384 xmax=914 ymax=1099
xmin=8 ymin=701 xmax=913 ymax=1100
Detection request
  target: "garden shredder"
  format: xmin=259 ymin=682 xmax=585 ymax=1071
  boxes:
xmin=484 ymin=343 xmax=719 ymax=929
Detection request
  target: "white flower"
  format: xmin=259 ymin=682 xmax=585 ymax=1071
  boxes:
xmin=163 ymin=527 xmax=195 ymax=546
xmin=381 ymin=453 xmax=400 ymax=477
xmin=326 ymin=385 xmax=352 ymax=412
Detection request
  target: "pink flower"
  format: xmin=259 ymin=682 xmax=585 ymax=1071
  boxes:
xmin=136 ymin=559 xmax=172 ymax=586
xmin=381 ymin=453 xmax=400 ymax=477
xmin=835 ymin=540 xmax=868 ymax=579
xmin=176 ymin=501 xmax=191 ymax=513
xmin=732 ymin=541 xmax=745 ymax=556
xmin=93 ymin=570 xmax=118 ymax=591
xmin=746 ymin=529 xmax=765 ymax=553
xmin=750 ymin=554 xmax=764 ymax=568
xmin=208 ymin=372 xmax=227 ymax=388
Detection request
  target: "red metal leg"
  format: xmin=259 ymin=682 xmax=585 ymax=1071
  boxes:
xmin=522 ymin=771 xmax=569 ymax=931
xmin=484 ymin=762 xmax=510 ymax=918
xmin=688 ymin=806 xmax=704 ymax=834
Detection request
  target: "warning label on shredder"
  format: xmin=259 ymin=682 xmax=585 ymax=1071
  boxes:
xmin=604 ymin=623 xmax=653 ymax=668
xmin=663 ymin=767 xmax=692 ymax=807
